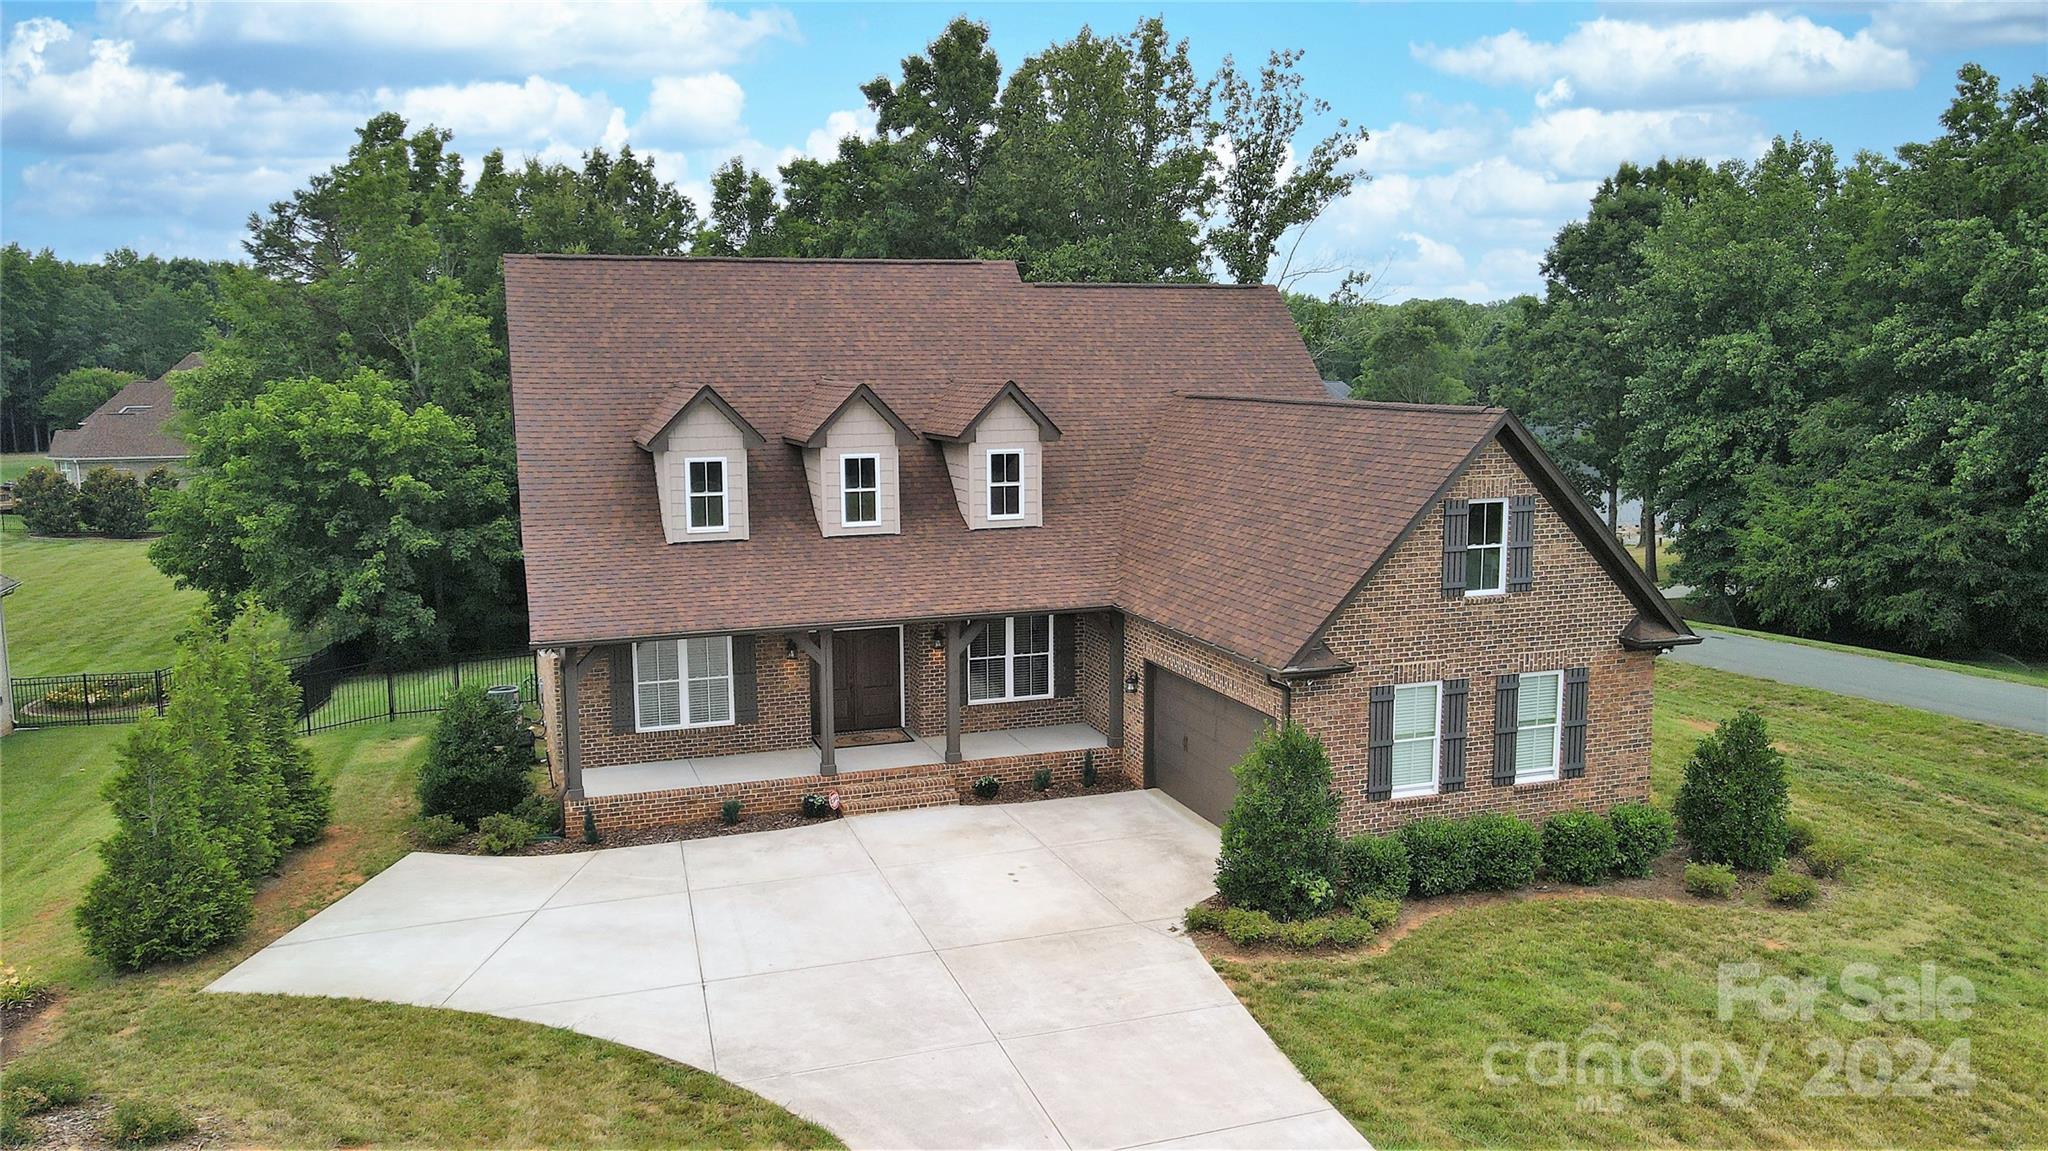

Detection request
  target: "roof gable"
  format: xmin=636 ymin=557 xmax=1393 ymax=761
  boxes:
xmin=921 ymin=381 xmax=1061 ymax=443
xmin=47 ymin=368 xmax=190 ymax=463
xmin=634 ymin=384 xmax=766 ymax=451
xmin=782 ymin=380 xmax=920 ymax=448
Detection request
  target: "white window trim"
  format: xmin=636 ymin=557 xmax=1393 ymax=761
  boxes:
xmin=684 ymin=456 xmax=729 ymax=534
xmin=840 ymin=452 xmax=881 ymax=527
xmin=966 ymin=614 xmax=1055 ymax=705
xmin=1465 ymin=498 xmax=1508 ymax=597
xmin=1515 ymin=669 xmax=1564 ymax=784
xmin=986 ymin=448 xmax=1024 ymax=521
xmin=1389 ymin=680 xmax=1442 ymax=799
xmin=633 ymin=636 xmax=736 ymax=732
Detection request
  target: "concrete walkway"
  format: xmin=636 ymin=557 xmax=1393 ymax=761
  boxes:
xmin=1668 ymin=628 xmax=2047 ymax=735
xmin=209 ymin=791 xmax=1367 ymax=1150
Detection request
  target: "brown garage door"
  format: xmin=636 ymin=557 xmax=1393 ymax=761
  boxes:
xmin=1146 ymin=665 xmax=1272 ymax=825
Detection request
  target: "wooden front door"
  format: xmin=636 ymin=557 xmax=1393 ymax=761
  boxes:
xmin=831 ymin=628 xmax=902 ymax=732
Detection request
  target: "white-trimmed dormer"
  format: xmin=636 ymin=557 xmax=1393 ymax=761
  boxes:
xmin=784 ymin=381 xmax=919 ymax=538
xmin=923 ymin=381 xmax=1061 ymax=530
xmin=635 ymin=385 xmax=765 ymax=544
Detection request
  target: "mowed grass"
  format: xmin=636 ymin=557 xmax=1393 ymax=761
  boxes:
xmin=0 ymin=515 xmax=203 ymax=676
xmin=1 ymin=451 xmax=44 ymax=485
xmin=2 ymin=720 xmax=839 ymax=1149
xmin=1216 ymin=662 xmax=2048 ymax=1148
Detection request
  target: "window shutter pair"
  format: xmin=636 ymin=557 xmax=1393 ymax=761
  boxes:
xmin=1440 ymin=499 xmax=1469 ymax=598
xmin=1366 ymin=685 xmax=1394 ymax=800
xmin=611 ymin=638 xmax=760 ymax=731
xmin=1490 ymin=668 xmax=1588 ymax=783
xmin=1054 ymin=614 xmax=1077 ymax=697
xmin=1507 ymin=495 xmax=1536 ymax=592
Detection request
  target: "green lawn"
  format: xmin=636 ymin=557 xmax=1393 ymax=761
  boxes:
xmin=1216 ymin=662 xmax=2048 ymax=1148
xmin=0 ymin=719 xmax=838 ymax=1149
xmin=1 ymin=452 xmax=44 ymax=485
xmin=1695 ymin=620 xmax=2048 ymax=688
xmin=0 ymin=516 xmax=204 ymax=677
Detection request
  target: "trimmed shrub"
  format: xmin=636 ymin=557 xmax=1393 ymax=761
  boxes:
xmin=1765 ymin=870 xmax=1819 ymax=907
xmin=1674 ymin=708 xmax=1790 ymax=871
xmin=2 ymin=1061 xmax=88 ymax=1116
xmin=512 ymin=786 xmax=562 ymax=836
xmin=1542 ymin=811 xmax=1617 ymax=885
xmin=720 ymin=798 xmax=742 ymax=825
xmin=77 ymin=720 xmax=254 ymax=971
xmin=1609 ymin=803 xmax=1677 ymax=878
xmin=1031 ymin=767 xmax=1053 ymax=791
xmin=1399 ymin=818 xmax=1476 ymax=897
xmin=1467 ymin=813 xmax=1541 ymax=890
xmin=413 ymin=814 xmax=465 ymax=847
xmin=1349 ymin=894 xmax=1401 ymax=933
xmin=1216 ymin=723 xmax=1341 ymax=920
xmin=417 ymin=684 xmax=531 ymax=827
xmin=1804 ymin=840 xmax=1855 ymax=879
xmin=1188 ymin=901 xmax=1393 ymax=949
xmin=1183 ymin=903 xmax=1224 ymax=933
xmin=1081 ymin=750 xmax=1098 ymax=787
xmin=13 ymin=466 xmax=79 ymax=536
xmin=1683 ymin=861 xmax=1737 ymax=899
xmin=1785 ymin=815 xmax=1818 ymax=856
xmin=971 ymin=776 xmax=1000 ymax=799
xmin=1338 ymin=833 xmax=1410 ymax=903
xmin=475 ymin=813 xmax=534 ymax=856
xmin=78 ymin=466 xmax=149 ymax=537
xmin=105 ymin=1099 xmax=194 ymax=1148
xmin=581 ymin=807 xmax=600 ymax=844
xmin=1219 ymin=906 xmax=1277 ymax=946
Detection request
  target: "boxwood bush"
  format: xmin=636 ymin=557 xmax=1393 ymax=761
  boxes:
xmin=1338 ymin=833 xmax=1410 ymax=903
xmin=418 ymin=684 xmax=532 ymax=828
xmin=1399 ymin=817 xmax=1476 ymax=897
xmin=475 ymin=813 xmax=534 ymax=856
xmin=1683 ymin=861 xmax=1737 ymax=898
xmin=1765 ymin=870 xmax=1820 ymax=906
xmin=1674 ymin=708 xmax=1790 ymax=870
xmin=1542 ymin=811 xmax=1617 ymax=885
xmin=1467 ymin=812 xmax=1541 ymax=890
xmin=1609 ymin=803 xmax=1676 ymax=878
xmin=1216 ymin=723 xmax=1341 ymax=920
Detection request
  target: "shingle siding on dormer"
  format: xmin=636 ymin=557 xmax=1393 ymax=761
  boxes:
xmin=805 ymin=397 xmax=901 ymax=537
xmin=943 ymin=395 xmax=1044 ymax=529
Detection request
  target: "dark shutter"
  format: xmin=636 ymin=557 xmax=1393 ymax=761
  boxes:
xmin=1441 ymin=678 xmax=1469 ymax=793
xmin=610 ymin=644 xmax=635 ymax=734
xmin=1054 ymin=614 xmax=1077 ymax=697
xmin=733 ymin=636 xmax=758 ymax=724
xmin=1366 ymin=685 xmax=1395 ymax=800
xmin=1492 ymin=673 xmax=1519 ymax=785
xmin=1561 ymin=666 xmax=1589 ymax=778
xmin=1507 ymin=495 xmax=1535 ymax=592
xmin=1441 ymin=499 xmax=1469 ymax=599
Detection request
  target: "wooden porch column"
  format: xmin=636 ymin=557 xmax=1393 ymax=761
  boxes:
xmin=943 ymin=619 xmax=989 ymax=765
xmin=1106 ymin=612 xmax=1126 ymax=747
xmin=791 ymin=630 xmax=838 ymax=775
xmin=560 ymin=646 xmax=598 ymax=801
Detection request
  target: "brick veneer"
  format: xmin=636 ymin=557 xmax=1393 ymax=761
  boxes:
xmin=1118 ymin=439 xmax=1656 ymax=836
xmin=577 ymin=634 xmax=814 ymax=768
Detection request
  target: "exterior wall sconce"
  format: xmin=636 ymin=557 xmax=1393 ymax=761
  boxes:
xmin=785 ymin=636 xmax=800 ymax=661
xmin=931 ymin=628 xmax=946 ymax=651
xmin=1123 ymin=673 xmax=1140 ymax=694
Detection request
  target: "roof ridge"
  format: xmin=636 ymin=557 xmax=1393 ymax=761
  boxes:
xmin=1178 ymin=392 xmax=1506 ymax=416
xmin=513 ymin=254 xmax=1019 ymax=267
xmin=1025 ymin=281 xmax=1272 ymax=290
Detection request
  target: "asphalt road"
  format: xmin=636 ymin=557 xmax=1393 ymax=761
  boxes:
xmin=1667 ymin=629 xmax=2048 ymax=735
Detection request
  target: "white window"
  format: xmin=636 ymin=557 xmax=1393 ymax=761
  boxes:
xmin=1465 ymin=499 xmax=1506 ymax=595
xmin=841 ymin=454 xmax=880 ymax=526
xmin=1389 ymin=682 xmax=1440 ymax=797
xmin=1515 ymin=670 xmax=1563 ymax=782
xmin=987 ymin=450 xmax=1023 ymax=520
xmin=686 ymin=457 xmax=726 ymax=532
xmin=966 ymin=614 xmax=1052 ymax=703
xmin=633 ymin=636 xmax=734 ymax=731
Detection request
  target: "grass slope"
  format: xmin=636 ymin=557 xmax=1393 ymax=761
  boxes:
xmin=0 ymin=517 xmax=203 ymax=676
xmin=1 ymin=720 xmax=838 ymax=1149
xmin=1217 ymin=662 xmax=2048 ymax=1148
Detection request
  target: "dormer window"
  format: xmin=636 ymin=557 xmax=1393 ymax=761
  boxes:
xmin=687 ymin=458 xmax=727 ymax=532
xmin=987 ymin=450 xmax=1023 ymax=519
xmin=841 ymin=454 xmax=880 ymax=527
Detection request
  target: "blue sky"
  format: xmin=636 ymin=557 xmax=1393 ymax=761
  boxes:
xmin=3 ymin=1 xmax=2042 ymax=300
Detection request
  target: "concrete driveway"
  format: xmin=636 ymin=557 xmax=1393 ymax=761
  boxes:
xmin=209 ymin=790 xmax=1367 ymax=1150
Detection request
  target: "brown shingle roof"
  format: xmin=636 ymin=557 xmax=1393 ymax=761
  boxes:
xmin=782 ymin=380 xmax=918 ymax=448
xmin=919 ymin=380 xmax=1060 ymax=442
xmin=47 ymin=354 xmax=201 ymax=464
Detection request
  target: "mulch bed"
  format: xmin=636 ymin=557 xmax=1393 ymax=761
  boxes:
xmin=12 ymin=1099 xmax=220 ymax=1151
xmin=0 ymin=989 xmax=57 ymax=1062
xmin=959 ymin=774 xmax=1137 ymax=805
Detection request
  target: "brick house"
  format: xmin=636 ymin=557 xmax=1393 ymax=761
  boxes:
xmin=505 ymin=256 xmax=1695 ymax=835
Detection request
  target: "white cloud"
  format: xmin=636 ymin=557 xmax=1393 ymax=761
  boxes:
xmin=107 ymin=0 xmax=796 ymax=76
xmin=1511 ymin=107 xmax=1766 ymax=176
xmin=802 ymin=108 xmax=876 ymax=161
xmin=1867 ymin=1 xmax=2048 ymax=48
xmin=388 ymin=76 xmax=621 ymax=148
xmin=1415 ymin=13 xmax=1915 ymax=105
xmin=637 ymin=73 xmax=747 ymax=147
xmin=1355 ymin=122 xmax=1490 ymax=173
xmin=1534 ymin=78 xmax=1573 ymax=111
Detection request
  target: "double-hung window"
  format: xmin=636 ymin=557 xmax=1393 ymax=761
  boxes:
xmin=1389 ymin=682 xmax=1440 ymax=797
xmin=841 ymin=454 xmax=880 ymax=526
xmin=987 ymin=450 xmax=1023 ymax=519
xmin=966 ymin=614 xmax=1052 ymax=703
xmin=686 ymin=458 xmax=726 ymax=532
xmin=633 ymin=636 xmax=734 ymax=731
xmin=1465 ymin=499 xmax=1506 ymax=595
xmin=1515 ymin=670 xmax=1563 ymax=782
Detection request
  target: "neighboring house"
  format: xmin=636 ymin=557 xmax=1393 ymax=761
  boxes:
xmin=47 ymin=351 xmax=201 ymax=483
xmin=505 ymin=256 xmax=1696 ymax=835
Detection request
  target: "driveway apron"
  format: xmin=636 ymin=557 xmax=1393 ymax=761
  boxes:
xmin=210 ymin=790 xmax=1368 ymax=1149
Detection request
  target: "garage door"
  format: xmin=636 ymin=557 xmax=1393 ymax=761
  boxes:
xmin=1146 ymin=665 xmax=1273 ymax=825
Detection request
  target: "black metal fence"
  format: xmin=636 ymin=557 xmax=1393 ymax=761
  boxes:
xmin=8 ymin=650 xmax=537 ymax=734
xmin=8 ymin=670 xmax=169 ymax=727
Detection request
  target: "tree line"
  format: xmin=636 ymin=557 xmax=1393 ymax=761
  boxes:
xmin=1299 ymin=66 xmax=2044 ymax=657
